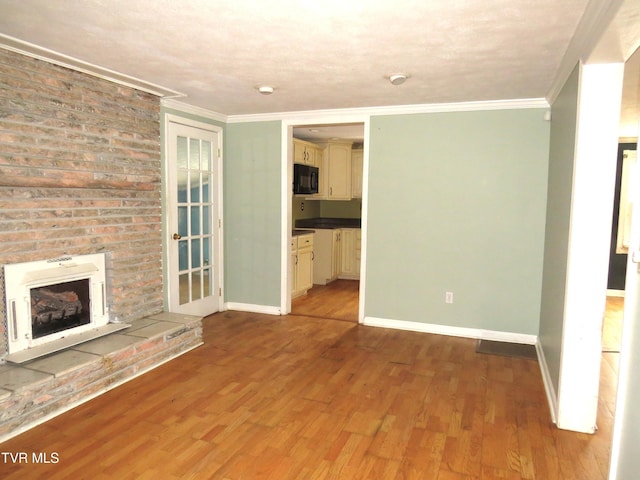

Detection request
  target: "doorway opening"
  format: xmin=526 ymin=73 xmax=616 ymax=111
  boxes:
xmin=599 ymin=44 xmax=640 ymax=472
xmin=289 ymin=122 xmax=365 ymax=322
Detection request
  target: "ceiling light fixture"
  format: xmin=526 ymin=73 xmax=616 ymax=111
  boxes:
xmin=257 ymin=85 xmax=274 ymax=95
xmin=389 ymin=74 xmax=408 ymax=85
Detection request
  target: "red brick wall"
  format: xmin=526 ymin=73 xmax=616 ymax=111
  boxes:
xmin=0 ymin=49 xmax=164 ymax=358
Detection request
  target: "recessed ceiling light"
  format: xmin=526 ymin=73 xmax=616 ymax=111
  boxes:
xmin=389 ymin=74 xmax=408 ymax=85
xmin=257 ymin=85 xmax=274 ymax=95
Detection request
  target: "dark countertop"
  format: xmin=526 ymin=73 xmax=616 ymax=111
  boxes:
xmin=295 ymin=217 xmax=361 ymax=229
xmin=292 ymin=229 xmax=316 ymax=237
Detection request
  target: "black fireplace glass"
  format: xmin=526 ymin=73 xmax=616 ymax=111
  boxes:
xmin=30 ymin=279 xmax=91 ymax=339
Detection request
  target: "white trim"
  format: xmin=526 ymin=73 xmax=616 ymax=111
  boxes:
xmin=358 ymin=119 xmax=371 ymax=323
xmin=535 ymin=341 xmax=559 ymax=425
xmin=0 ymin=341 xmax=202 ymax=444
xmin=227 ymin=98 xmax=549 ymax=124
xmin=362 ymin=316 xmax=538 ymax=345
xmin=0 ymin=33 xmax=184 ymax=99
xmin=546 ymin=0 xmax=624 ymax=104
xmin=555 ymin=62 xmax=624 ymax=435
xmin=224 ymin=302 xmax=282 ymax=316
xmin=281 ymin=125 xmax=293 ymax=314
xmin=164 ymin=113 xmax=221 ymax=134
xmin=162 ymin=99 xmax=228 ymax=123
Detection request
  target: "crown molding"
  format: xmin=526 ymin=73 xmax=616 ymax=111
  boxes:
xmin=0 ymin=33 xmax=184 ymax=99
xmin=226 ymin=98 xmax=549 ymax=124
xmin=161 ymin=99 xmax=228 ymax=123
xmin=546 ymin=0 xmax=626 ymax=105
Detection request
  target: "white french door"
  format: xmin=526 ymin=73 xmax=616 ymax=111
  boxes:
xmin=166 ymin=117 xmax=222 ymax=316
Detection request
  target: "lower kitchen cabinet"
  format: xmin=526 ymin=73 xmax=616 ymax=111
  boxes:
xmin=339 ymin=228 xmax=361 ymax=279
xmin=313 ymin=228 xmax=361 ymax=284
xmin=292 ymin=233 xmax=314 ymax=297
xmin=312 ymin=229 xmax=341 ymax=285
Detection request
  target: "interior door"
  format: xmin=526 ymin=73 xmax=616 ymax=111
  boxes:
xmin=167 ymin=119 xmax=222 ymax=316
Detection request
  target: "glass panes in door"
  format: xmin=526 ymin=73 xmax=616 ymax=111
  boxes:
xmin=176 ymin=135 xmax=214 ymax=305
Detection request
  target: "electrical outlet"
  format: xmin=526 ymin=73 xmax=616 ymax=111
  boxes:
xmin=445 ymin=291 xmax=454 ymax=304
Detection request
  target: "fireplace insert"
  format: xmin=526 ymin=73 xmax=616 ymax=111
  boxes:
xmin=30 ymin=279 xmax=91 ymax=339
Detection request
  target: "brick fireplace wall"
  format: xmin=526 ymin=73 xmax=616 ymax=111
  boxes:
xmin=0 ymin=48 xmax=164 ymax=360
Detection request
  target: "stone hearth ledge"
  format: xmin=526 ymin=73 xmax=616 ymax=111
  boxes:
xmin=0 ymin=312 xmax=203 ymax=443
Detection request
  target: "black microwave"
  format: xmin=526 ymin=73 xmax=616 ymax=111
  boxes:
xmin=293 ymin=164 xmax=319 ymax=195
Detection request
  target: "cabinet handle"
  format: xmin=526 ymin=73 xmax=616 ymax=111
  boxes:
xmin=295 ymin=255 xmax=298 ymax=265
xmin=312 ymin=252 xmax=315 ymax=261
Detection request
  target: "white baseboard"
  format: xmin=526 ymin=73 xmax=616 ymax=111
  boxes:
xmin=535 ymin=341 xmax=559 ymax=425
xmin=224 ymin=302 xmax=282 ymax=316
xmin=606 ymin=289 xmax=625 ymax=297
xmin=362 ymin=316 xmax=537 ymax=344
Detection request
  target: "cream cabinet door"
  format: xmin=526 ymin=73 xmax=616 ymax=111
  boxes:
xmin=339 ymin=228 xmax=360 ymax=279
xmin=292 ymin=234 xmax=314 ymax=296
xmin=296 ymin=245 xmax=314 ymax=292
xmin=293 ymin=139 xmax=316 ymax=165
xmin=351 ymin=149 xmax=363 ymax=199
xmin=331 ymin=229 xmax=342 ymax=279
xmin=312 ymin=229 xmax=341 ymax=285
xmin=327 ymin=143 xmax=352 ymax=199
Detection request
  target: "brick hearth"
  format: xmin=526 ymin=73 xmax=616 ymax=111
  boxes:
xmin=0 ymin=312 xmax=203 ymax=442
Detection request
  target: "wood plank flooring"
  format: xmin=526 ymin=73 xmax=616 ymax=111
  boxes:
xmin=603 ymin=296 xmax=623 ymax=352
xmin=291 ymin=279 xmax=359 ymax=322
xmin=0 ymin=290 xmax=619 ymax=479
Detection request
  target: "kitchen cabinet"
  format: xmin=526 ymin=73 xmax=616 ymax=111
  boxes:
xmin=312 ymin=229 xmax=341 ymax=285
xmin=293 ymin=138 xmax=317 ymax=165
xmin=314 ymin=145 xmax=326 ymax=197
xmin=317 ymin=141 xmax=352 ymax=200
xmin=291 ymin=233 xmax=314 ymax=297
xmin=339 ymin=228 xmax=361 ymax=279
xmin=351 ymin=148 xmax=363 ymax=199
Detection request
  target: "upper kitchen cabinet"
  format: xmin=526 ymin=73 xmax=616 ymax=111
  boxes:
xmin=293 ymin=138 xmax=317 ymax=166
xmin=351 ymin=148 xmax=363 ymax=199
xmin=318 ymin=141 xmax=352 ymax=200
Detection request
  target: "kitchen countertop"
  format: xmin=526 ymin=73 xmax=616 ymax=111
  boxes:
xmin=291 ymin=229 xmax=315 ymax=236
xmin=295 ymin=217 xmax=361 ymax=229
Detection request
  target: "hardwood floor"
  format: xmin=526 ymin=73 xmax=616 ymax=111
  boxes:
xmin=291 ymin=279 xmax=359 ymax=322
xmin=0 ymin=301 xmax=618 ymax=479
xmin=603 ymin=296 xmax=623 ymax=352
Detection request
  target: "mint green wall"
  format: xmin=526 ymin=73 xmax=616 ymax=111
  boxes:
xmin=224 ymin=121 xmax=282 ymax=307
xmin=366 ymin=109 xmax=550 ymax=335
xmin=538 ymin=64 xmax=580 ymax=394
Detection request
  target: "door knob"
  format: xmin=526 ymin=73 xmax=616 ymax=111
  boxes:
xmin=173 ymin=233 xmax=182 ymax=240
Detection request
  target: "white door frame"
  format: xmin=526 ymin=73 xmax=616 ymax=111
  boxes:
xmin=281 ymin=114 xmax=370 ymax=321
xmin=164 ymin=113 xmax=224 ymax=315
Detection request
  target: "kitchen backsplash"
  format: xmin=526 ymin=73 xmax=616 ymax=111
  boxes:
xmin=292 ymin=198 xmax=362 ymax=224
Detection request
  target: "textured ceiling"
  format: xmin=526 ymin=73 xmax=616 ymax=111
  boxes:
xmin=0 ymin=0 xmax=591 ymax=116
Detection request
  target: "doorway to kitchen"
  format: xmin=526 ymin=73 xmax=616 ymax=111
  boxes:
xmin=286 ymin=120 xmax=367 ymax=323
